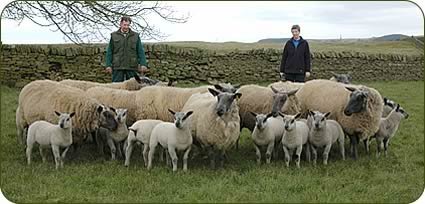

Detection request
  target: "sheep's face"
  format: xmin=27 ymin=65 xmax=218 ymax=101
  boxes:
xmin=332 ymin=73 xmax=352 ymax=84
xmin=169 ymin=109 xmax=193 ymax=129
xmin=395 ymin=104 xmax=409 ymax=119
xmin=213 ymin=83 xmax=240 ymax=93
xmin=270 ymin=86 xmax=298 ymax=117
xmin=251 ymin=112 xmax=272 ymax=130
xmin=309 ymin=111 xmax=330 ymax=130
xmin=209 ymin=88 xmax=242 ymax=117
xmin=98 ymin=105 xmax=118 ymax=131
xmin=124 ymin=75 xmax=147 ymax=90
xmin=55 ymin=111 xmax=75 ymax=129
xmin=116 ymin=108 xmax=128 ymax=124
xmin=280 ymin=113 xmax=301 ymax=131
xmin=344 ymin=87 xmax=368 ymax=116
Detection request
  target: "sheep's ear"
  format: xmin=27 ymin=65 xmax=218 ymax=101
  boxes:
xmin=168 ymin=109 xmax=176 ymax=115
xmin=213 ymin=84 xmax=223 ymax=92
xmin=396 ymin=104 xmax=400 ymax=111
xmin=54 ymin=111 xmax=61 ymax=116
xmin=287 ymin=89 xmax=298 ymax=96
xmin=167 ymin=80 xmax=176 ymax=87
xmin=110 ymin=107 xmax=116 ymax=113
xmin=183 ymin=111 xmax=194 ymax=120
xmin=308 ymin=110 xmax=314 ymax=116
xmin=270 ymin=86 xmax=279 ymax=93
xmin=324 ymin=112 xmax=331 ymax=118
xmin=383 ymin=97 xmax=388 ymax=104
xmin=294 ymin=113 xmax=302 ymax=119
xmin=208 ymin=88 xmax=220 ymax=97
xmin=70 ymin=112 xmax=76 ymax=118
xmin=266 ymin=112 xmax=273 ymax=119
xmin=128 ymin=128 xmax=137 ymax=134
xmin=234 ymin=93 xmax=242 ymax=99
xmin=345 ymin=86 xmax=356 ymax=92
xmin=278 ymin=112 xmax=285 ymax=118
xmin=97 ymin=105 xmax=104 ymax=113
xmin=134 ymin=75 xmax=142 ymax=83
xmin=249 ymin=111 xmax=257 ymax=117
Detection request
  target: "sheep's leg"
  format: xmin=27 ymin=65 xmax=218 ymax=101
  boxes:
xmin=295 ymin=145 xmax=303 ymax=168
xmin=207 ymin=146 xmax=216 ymax=169
xmin=95 ymin=130 xmax=105 ymax=155
xmin=158 ymin=147 xmax=164 ymax=163
xmin=273 ymin=143 xmax=279 ymax=161
xmin=282 ymin=145 xmax=290 ymax=167
xmin=52 ymin=145 xmax=61 ymax=170
xmin=218 ymin=149 xmax=226 ymax=168
xmin=311 ymin=144 xmax=318 ymax=166
xmin=39 ymin=146 xmax=47 ymax=163
xmin=254 ymin=144 xmax=261 ymax=165
xmin=183 ymin=146 xmax=191 ymax=172
xmin=376 ymin=137 xmax=384 ymax=158
xmin=60 ymin=146 xmax=70 ymax=168
xmin=168 ymin=147 xmax=178 ymax=172
xmin=266 ymin=142 xmax=274 ymax=164
xmin=26 ymin=143 xmax=33 ymax=165
xmin=383 ymin=138 xmax=389 ymax=156
xmin=124 ymin=139 xmax=135 ymax=167
xmin=349 ymin=134 xmax=359 ymax=160
xmin=305 ymin=143 xmax=311 ymax=162
xmin=363 ymin=139 xmax=370 ymax=155
xmin=116 ymin=141 xmax=123 ymax=159
xmin=339 ymin=137 xmax=345 ymax=160
xmin=165 ymin=149 xmax=171 ymax=167
xmin=107 ymin=137 xmax=116 ymax=160
xmin=147 ymin=144 xmax=157 ymax=170
xmin=323 ymin=144 xmax=332 ymax=165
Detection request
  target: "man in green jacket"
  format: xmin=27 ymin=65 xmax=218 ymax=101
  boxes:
xmin=105 ymin=16 xmax=148 ymax=82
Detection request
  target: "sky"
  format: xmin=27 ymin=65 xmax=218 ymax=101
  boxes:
xmin=0 ymin=1 xmax=424 ymax=44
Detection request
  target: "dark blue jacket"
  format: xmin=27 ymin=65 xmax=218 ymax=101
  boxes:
xmin=279 ymin=37 xmax=311 ymax=74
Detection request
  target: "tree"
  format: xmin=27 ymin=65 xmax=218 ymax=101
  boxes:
xmin=2 ymin=1 xmax=189 ymax=44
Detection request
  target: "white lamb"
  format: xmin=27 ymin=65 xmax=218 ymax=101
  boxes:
xmin=308 ymin=111 xmax=345 ymax=165
xmin=26 ymin=111 xmax=75 ymax=169
xmin=124 ymin=119 xmax=163 ymax=167
xmin=279 ymin=113 xmax=310 ymax=168
xmin=147 ymin=110 xmax=194 ymax=172
xmin=250 ymin=112 xmax=284 ymax=164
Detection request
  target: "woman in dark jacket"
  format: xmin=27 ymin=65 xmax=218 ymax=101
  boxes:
xmin=279 ymin=25 xmax=311 ymax=82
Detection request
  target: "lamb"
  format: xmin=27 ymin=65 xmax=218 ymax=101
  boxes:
xmin=16 ymin=80 xmax=118 ymax=146
xmin=279 ymin=113 xmax=310 ymax=168
xmin=250 ymin=112 xmax=283 ymax=164
xmin=59 ymin=75 xmax=145 ymax=91
xmin=147 ymin=110 xmax=193 ymax=172
xmin=96 ymin=108 xmax=129 ymax=160
xmin=382 ymin=97 xmax=397 ymax=117
xmin=329 ymin=71 xmax=353 ymax=84
xmin=26 ymin=111 xmax=75 ymax=169
xmin=182 ymin=88 xmax=242 ymax=169
xmin=365 ymin=104 xmax=409 ymax=157
xmin=308 ymin=111 xmax=345 ymax=165
xmin=124 ymin=119 xmax=163 ymax=167
xmin=295 ymin=79 xmax=383 ymax=159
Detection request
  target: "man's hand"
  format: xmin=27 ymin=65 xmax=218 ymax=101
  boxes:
xmin=138 ymin=65 xmax=149 ymax=74
xmin=305 ymin=72 xmax=311 ymax=78
xmin=105 ymin=67 xmax=112 ymax=74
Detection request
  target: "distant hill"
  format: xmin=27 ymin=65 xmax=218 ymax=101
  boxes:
xmin=257 ymin=38 xmax=289 ymax=43
xmin=373 ymin=34 xmax=410 ymax=41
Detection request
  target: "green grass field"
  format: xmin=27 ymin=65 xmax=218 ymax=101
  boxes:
xmin=1 ymin=81 xmax=423 ymax=203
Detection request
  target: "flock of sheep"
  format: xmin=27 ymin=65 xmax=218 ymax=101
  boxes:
xmin=16 ymin=73 xmax=409 ymax=171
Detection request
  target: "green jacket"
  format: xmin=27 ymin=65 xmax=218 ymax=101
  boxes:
xmin=105 ymin=29 xmax=147 ymax=70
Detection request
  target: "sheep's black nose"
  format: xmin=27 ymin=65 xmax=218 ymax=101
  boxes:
xmin=60 ymin=123 xmax=64 ymax=128
xmin=315 ymin=124 xmax=319 ymax=129
xmin=272 ymin=112 xmax=279 ymax=117
xmin=217 ymin=110 xmax=224 ymax=116
xmin=344 ymin=110 xmax=352 ymax=116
